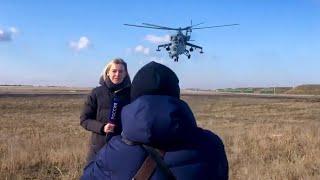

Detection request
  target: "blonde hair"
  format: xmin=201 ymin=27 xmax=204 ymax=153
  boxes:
xmin=102 ymin=58 xmax=129 ymax=81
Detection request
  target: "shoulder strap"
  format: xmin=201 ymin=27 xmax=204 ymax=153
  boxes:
xmin=121 ymin=136 xmax=176 ymax=180
xmin=133 ymin=145 xmax=176 ymax=180
xmin=132 ymin=149 xmax=161 ymax=180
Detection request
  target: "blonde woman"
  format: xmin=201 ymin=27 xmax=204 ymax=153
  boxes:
xmin=80 ymin=58 xmax=131 ymax=163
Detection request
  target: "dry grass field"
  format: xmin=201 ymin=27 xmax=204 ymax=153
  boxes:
xmin=0 ymin=93 xmax=319 ymax=179
xmin=286 ymin=85 xmax=320 ymax=95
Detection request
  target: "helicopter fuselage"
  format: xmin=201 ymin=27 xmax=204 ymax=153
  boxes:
xmin=169 ymin=31 xmax=188 ymax=58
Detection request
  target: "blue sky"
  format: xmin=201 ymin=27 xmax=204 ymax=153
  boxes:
xmin=1 ymin=0 xmax=319 ymax=89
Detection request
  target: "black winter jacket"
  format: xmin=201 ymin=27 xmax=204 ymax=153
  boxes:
xmin=80 ymin=78 xmax=130 ymax=162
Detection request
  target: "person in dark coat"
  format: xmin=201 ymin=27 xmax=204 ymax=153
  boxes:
xmin=81 ymin=61 xmax=228 ymax=180
xmin=80 ymin=58 xmax=131 ymax=163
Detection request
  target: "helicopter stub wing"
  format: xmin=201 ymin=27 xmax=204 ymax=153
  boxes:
xmin=186 ymin=42 xmax=202 ymax=50
xmin=157 ymin=43 xmax=172 ymax=51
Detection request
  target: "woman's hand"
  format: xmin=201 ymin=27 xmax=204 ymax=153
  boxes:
xmin=104 ymin=123 xmax=115 ymax=134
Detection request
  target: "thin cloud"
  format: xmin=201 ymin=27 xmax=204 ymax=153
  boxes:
xmin=0 ymin=27 xmax=18 ymax=42
xmin=125 ymin=48 xmax=132 ymax=54
xmin=9 ymin=27 xmax=18 ymax=34
xmin=138 ymin=56 xmax=167 ymax=66
xmin=149 ymin=56 xmax=166 ymax=64
xmin=135 ymin=45 xmax=150 ymax=55
xmin=144 ymin=34 xmax=170 ymax=44
xmin=69 ymin=36 xmax=90 ymax=51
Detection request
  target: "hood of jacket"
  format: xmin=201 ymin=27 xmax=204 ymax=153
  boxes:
xmin=121 ymin=95 xmax=198 ymax=148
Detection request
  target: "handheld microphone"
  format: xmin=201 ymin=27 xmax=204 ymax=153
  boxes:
xmin=108 ymin=96 xmax=122 ymax=124
xmin=106 ymin=96 xmax=123 ymax=140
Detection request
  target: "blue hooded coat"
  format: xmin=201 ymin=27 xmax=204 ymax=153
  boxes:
xmin=81 ymin=95 xmax=228 ymax=180
xmin=82 ymin=61 xmax=228 ymax=179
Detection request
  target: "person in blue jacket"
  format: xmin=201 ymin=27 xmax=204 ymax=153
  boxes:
xmin=82 ymin=61 xmax=228 ymax=180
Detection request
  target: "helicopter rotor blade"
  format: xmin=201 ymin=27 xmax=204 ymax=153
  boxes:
xmin=192 ymin=24 xmax=239 ymax=30
xmin=190 ymin=22 xmax=205 ymax=27
xmin=124 ymin=23 xmax=177 ymax=30
xmin=141 ymin=23 xmax=179 ymax=30
xmin=181 ymin=22 xmax=205 ymax=30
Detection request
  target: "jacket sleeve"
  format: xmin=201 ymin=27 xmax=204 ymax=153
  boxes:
xmin=80 ymin=89 xmax=105 ymax=134
xmin=201 ymin=129 xmax=229 ymax=180
xmin=213 ymin=135 xmax=229 ymax=180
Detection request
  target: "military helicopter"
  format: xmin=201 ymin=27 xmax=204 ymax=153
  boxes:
xmin=124 ymin=22 xmax=239 ymax=62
